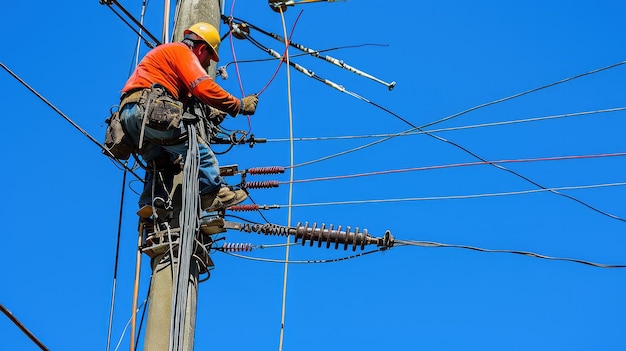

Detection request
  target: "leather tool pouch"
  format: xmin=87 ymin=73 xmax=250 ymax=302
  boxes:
xmin=145 ymin=86 xmax=184 ymax=131
xmin=103 ymin=110 xmax=134 ymax=160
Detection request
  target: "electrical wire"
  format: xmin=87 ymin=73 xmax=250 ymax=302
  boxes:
xmin=282 ymin=152 xmax=626 ymax=185
xmin=219 ymin=247 xmax=385 ymax=264
xmin=0 ymin=61 xmax=144 ymax=181
xmin=102 ymin=1 xmax=159 ymax=48
xmin=266 ymin=107 xmax=626 ymax=143
xmin=230 ymin=15 xmax=394 ymax=89
xmin=0 ymin=304 xmax=50 ymax=351
xmin=218 ymin=43 xmax=389 ymax=71
xmin=418 ymin=60 xmax=626 ymax=130
xmin=394 ymin=240 xmax=626 ymax=269
xmin=238 ymin=27 xmax=626 ymax=223
xmin=278 ymin=181 xmax=626 ymax=208
xmin=278 ymin=8 xmax=294 ymax=351
xmin=106 ymin=168 xmax=128 ymax=351
xmin=128 ymin=0 xmax=150 ymax=73
xmin=227 ymin=2 xmax=250 ymax=134
xmin=112 ymin=299 xmax=149 ymax=351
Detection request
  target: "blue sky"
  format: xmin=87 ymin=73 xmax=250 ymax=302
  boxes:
xmin=1 ymin=1 xmax=626 ymax=350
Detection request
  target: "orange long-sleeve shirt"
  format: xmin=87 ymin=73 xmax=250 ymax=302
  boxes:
xmin=122 ymin=42 xmax=241 ymax=116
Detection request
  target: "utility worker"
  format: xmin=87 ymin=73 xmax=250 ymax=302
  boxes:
xmin=119 ymin=22 xmax=258 ymax=212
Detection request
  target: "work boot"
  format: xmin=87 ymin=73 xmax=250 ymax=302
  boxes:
xmin=137 ymin=197 xmax=170 ymax=219
xmin=200 ymin=215 xmax=226 ymax=235
xmin=201 ymin=186 xmax=248 ymax=212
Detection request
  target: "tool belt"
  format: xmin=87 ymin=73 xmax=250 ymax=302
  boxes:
xmin=102 ymin=88 xmax=151 ymax=160
xmin=143 ymin=85 xmax=184 ymax=131
xmin=103 ymin=85 xmax=201 ymax=160
xmin=102 ymin=109 xmax=134 ymax=160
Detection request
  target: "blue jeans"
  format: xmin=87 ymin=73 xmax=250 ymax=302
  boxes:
xmin=120 ymin=102 xmax=223 ymax=206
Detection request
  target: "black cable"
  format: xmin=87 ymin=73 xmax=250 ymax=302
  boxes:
xmin=0 ymin=61 xmax=144 ymax=182
xmin=0 ymin=304 xmax=50 ymax=351
xmin=103 ymin=1 xmax=161 ymax=47
xmin=105 ymin=168 xmax=128 ymax=351
xmin=395 ymin=240 xmax=626 ymax=269
xmin=219 ymin=44 xmax=390 ymax=69
xmin=134 ymin=280 xmax=151 ymax=348
xmin=220 ymin=247 xmax=386 ymax=264
xmin=418 ymin=60 xmax=626 ymax=130
xmin=423 ymin=132 xmax=626 ymax=223
xmin=244 ymin=193 xmax=271 ymax=224
xmin=106 ymin=4 xmax=157 ymax=49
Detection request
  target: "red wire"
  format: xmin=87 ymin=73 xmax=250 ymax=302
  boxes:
xmin=257 ymin=10 xmax=304 ymax=96
xmin=228 ymin=0 xmax=252 ymax=132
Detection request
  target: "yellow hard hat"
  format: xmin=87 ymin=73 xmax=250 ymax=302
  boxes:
xmin=184 ymin=22 xmax=221 ymax=62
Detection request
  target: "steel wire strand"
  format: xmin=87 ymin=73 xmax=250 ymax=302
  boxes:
xmin=316 ymin=92 xmax=626 ymax=223
xmin=426 ymin=132 xmax=626 ymax=223
xmin=219 ymin=43 xmax=389 ymax=70
xmin=277 ymin=9 xmax=295 ymax=351
xmin=106 ymin=168 xmax=128 ymax=351
xmin=332 ymin=91 xmax=626 ymax=223
xmin=281 ymin=152 xmax=626 ymax=185
xmin=239 ymin=23 xmax=625 ymax=199
xmin=0 ymin=304 xmax=50 ymax=351
xmin=418 ymin=59 xmax=626 ymax=130
xmin=235 ymin=41 xmax=626 ymax=223
xmin=394 ymin=240 xmax=626 ymax=269
xmin=268 ymin=107 xmax=626 ymax=143
xmin=280 ymin=181 xmax=626 ymax=207
xmin=112 ymin=299 xmax=149 ymax=351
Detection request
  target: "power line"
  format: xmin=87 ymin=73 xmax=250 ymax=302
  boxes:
xmin=0 ymin=61 xmax=143 ymax=181
xmin=220 ymin=240 xmax=626 ymax=268
xmin=219 ymin=247 xmax=385 ymax=263
xmin=395 ymin=240 xmax=626 ymax=269
xmin=241 ymin=42 xmax=624 ymax=223
xmin=266 ymin=107 xmax=626 ymax=143
xmin=282 ymin=152 xmax=626 ymax=185
xmin=278 ymin=181 xmax=626 ymax=208
xmin=418 ymin=59 xmax=626 ymax=130
xmin=0 ymin=304 xmax=50 ymax=351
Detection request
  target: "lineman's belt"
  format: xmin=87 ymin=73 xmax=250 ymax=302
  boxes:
xmin=119 ymin=88 xmax=149 ymax=111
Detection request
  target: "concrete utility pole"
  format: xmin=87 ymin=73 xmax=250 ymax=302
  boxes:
xmin=141 ymin=1 xmax=221 ymax=350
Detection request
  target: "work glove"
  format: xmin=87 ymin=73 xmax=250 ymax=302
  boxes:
xmin=240 ymin=94 xmax=259 ymax=115
xmin=207 ymin=106 xmax=228 ymax=126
